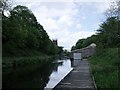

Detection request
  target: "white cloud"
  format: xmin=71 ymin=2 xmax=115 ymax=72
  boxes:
xmin=74 ymin=0 xmax=115 ymax=2
xmin=94 ymin=2 xmax=110 ymax=14
xmin=13 ymin=0 xmax=111 ymax=50
xmin=14 ymin=0 xmax=115 ymax=3
xmin=59 ymin=30 xmax=95 ymax=50
xmin=82 ymin=16 xmax=86 ymax=20
xmin=76 ymin=24 xmax=81 ymax=29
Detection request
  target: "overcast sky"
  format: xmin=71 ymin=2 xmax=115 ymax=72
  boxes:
xmin=13 ymin=0 xmax=114 ymax=50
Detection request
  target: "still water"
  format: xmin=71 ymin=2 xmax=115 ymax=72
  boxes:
xmin=45 ymin=59 xmax=73 ymax=89
xmin=3 ymin=59 xmax=73 ymax=89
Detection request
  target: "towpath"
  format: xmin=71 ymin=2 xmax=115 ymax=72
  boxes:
xmin=53 ymin=59 xmax=96 ymax=90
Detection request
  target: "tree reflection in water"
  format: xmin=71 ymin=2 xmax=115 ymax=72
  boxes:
xmin=3 ymin=59 xmax=60 ymax=89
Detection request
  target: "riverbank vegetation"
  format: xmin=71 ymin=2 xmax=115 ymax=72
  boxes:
xmin=2 ymin=5 xmax=59 ymax=57
xmin=3 ymin=55 xmax=54 ymax=74
xmin=1 ymin=1 xmax=63 ymax=88
xmin=2 ymin=1 xmax=62 ymax=78
xmin=71 ymin=0 xmax=119 ymax=89
xmin=3 ymin=56 xmax=57 ymax=88
xmin=89 ymin=48 xmax=119 ymax=89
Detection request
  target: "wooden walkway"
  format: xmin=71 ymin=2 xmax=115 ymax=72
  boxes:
xmin=53 ymin=59 xmax=96 ymax=90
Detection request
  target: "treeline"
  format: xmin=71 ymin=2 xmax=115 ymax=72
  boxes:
xmin=71 ymin=2 xmax=120 ymax=50
xmin=2 ymin=5 xmax=59 ymax=57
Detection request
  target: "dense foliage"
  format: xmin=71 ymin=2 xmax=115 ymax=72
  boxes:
xmin=2 ymin=5 xmax=59 ymax=57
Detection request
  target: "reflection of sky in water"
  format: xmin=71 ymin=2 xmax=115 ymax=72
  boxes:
xmin=44 ymin=59 xmax=73 ymax=89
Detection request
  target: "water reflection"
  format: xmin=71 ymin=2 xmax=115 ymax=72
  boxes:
xmin=3 ymin=59 xmax=72 ymax=89
xmin=44 ymin=59 xmax=73 ymax=89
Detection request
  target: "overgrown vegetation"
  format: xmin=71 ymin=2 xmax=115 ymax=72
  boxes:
xmin=1 ymin=1 xmax=61 ymax=79
xmin=89 ymin=48 xmax=119 ymax=89
xmin=2 ymin=55 xmax=54 ymax=74
xmin=3 ymin=56 xmax=57 ymax=88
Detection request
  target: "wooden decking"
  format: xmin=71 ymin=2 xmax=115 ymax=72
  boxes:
xmin=53 ymin=59 xmax=96 ymax=90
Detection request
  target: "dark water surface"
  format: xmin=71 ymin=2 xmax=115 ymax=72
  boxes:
xmin=3 ymin=59 xmax=73 ymax=89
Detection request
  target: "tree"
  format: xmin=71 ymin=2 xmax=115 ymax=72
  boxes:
xmin=71 ymin=46 xmax=76 ymax=51
xmin=97 ymin=17 xmax=120 ymax=47
xmin=1 ymin=0 xmax=12 ymax=15
xmin=3 ymin=5 xmax=59 ymax=56
xmin=0 ymin=1 xmax=2 ymax=14
xmin=105 ymin=0 xmax=120 ymax=19
xmin=10 ymin=5 xmax=38 ymax=26
xmin=75 ymin=39 xmax=85 ymax=49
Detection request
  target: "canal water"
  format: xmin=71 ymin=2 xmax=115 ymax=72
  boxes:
xmin=3 ymin=59 xmax=73 ymax=89
xmin=45 ymin=59 xmax=73 ymax=89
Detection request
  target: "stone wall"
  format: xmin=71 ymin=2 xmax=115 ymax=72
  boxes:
xmin=70 ymin=43 xmax=96 ymax=59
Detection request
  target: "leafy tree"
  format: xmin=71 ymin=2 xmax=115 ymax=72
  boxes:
xmin=71 ymin=46 xmax=76 ymax=51
xmin=97 ymin=17 xmax=120 ymax=47
xmin=72 ymin=35 xmax=98 ymax=50
xmin=2 ymin=5 xmax=59 ymax=57
xmin=1 ymin=0 xmax=12 ymax=15
xmin=105 ymin=0 xmax=120 ymax=19
xmin=46 ymin=40 xmax=59 ymax=55
xmin=75 ymin=39 xmax=85 ymax=49
xmin=10 ymin=5 xmax=38 ymax=26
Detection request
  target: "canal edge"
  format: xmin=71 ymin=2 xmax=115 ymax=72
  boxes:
xmin=52 ymin=68 xmax=74 ymax=89
xmin=88 ymin=59 xmax=97 ymax=90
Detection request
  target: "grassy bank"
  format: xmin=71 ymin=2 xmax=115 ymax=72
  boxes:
xmin=89 ymin=48 xmax=119 ymax=89
xmin=2 ymin=54 xmax=57 ymax=88
xmin=2 ymin=54 xmax=55 ymax=75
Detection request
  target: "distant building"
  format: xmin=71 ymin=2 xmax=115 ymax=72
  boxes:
xmin=53 ymin=39 xmax=58 ymax=46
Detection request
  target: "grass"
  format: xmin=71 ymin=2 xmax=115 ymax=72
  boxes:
xmin=2 ymin=55 xmax=57 ymax=88
xmin=2 ymin=54 xmax=55 ymax=75
xmin=89 ymin=48 xmax=119 ymax=89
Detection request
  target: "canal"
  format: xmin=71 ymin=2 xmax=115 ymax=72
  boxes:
xmin=3 ymin=59 xmax=73 ymax=89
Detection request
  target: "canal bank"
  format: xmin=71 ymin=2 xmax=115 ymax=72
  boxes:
xmin=3 ymin=58 xmax=73 ymax=89
xmin=53 ymin=59 xmax=96 ymax=90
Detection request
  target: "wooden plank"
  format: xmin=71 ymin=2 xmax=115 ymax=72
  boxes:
xmin=53 ymin=59 xmax=96 ymax=90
